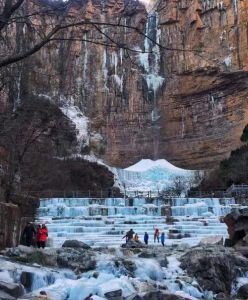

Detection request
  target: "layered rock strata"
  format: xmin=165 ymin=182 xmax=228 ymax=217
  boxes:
xmin=1 ymin=0 xmax=248 ymax=169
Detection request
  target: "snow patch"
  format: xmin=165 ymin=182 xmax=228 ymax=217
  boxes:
xmin=125 ymin=159 xmax=189 ymax=173
xmin=224 ymin=55 xmax=232 ymax=67
xmin=60 ymin=104 xmax=89 ymax=148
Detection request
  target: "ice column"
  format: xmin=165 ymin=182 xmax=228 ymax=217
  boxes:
xmin=138 ymin=12 xmax=164 ymax=114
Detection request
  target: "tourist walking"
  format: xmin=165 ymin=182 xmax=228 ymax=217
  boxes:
xmin=154 ymin=227 xmax=160 ymax=243
xmin=39 ymin=224 xmax=48 ymax=249
xmin=22 ymin=222 xmax=36 ymax=247
xmin=122 ymin=229 xmax=134 ymax=242
xmin=144 ymin=232 xmax=149 ymax=245
xmin=161 ymin=232 xmax=165 ymax=247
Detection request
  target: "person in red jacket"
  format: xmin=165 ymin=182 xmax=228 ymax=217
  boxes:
xmin=36 ymin=224 xmax=42 ymax=248
xmin=40 ymin=224 xmax=48 ymax=249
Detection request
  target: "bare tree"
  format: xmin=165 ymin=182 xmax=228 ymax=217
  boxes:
xmin=0 ymin=0 xmax=199 ymax=69
xmin=0 ymin=97 xmax=76 ymax=202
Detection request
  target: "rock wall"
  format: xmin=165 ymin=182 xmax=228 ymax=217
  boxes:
xmin=1 ymin=0 xmax=248 ymax=169
xmin=158 ymin=0 xmax=248 ymax=168
xmin=0 ymin=195 xmax=39 ymax=249
xmin=0 ymin=203 xmax=20 ymax=248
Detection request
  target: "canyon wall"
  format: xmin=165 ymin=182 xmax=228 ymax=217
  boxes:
xmin=0 ymin=196 xmax=39 ymax=249
xmin=158 ymin=0 xmax=248 ymax=168
xmin=2 ymin=0 xmax=248 ymax=169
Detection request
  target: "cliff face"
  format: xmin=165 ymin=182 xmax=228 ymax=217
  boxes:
xmin=157 ymin=0 xmax=248 ymax=168
xmin=2 ymin=0 xmax=248 ymax=169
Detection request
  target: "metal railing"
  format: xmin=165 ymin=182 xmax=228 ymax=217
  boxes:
xmin=226 ymin=184 xmax=248 ymax=193
xmin=22 ymin=189 xmax=235 ymax=200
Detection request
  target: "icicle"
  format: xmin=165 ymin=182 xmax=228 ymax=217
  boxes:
xmin=138 ymin=12 xmax=164 ymax=94
xmin=181 ymin=107 xmax=185 ymax=138
xmin=83 ymin=33 xmax=88 ymax=80
xmin=233 ymin=0 xmax=238 ymax=14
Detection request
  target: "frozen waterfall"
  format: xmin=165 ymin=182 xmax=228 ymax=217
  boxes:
xmin=37 ymin=196 xmax=236 ymax=248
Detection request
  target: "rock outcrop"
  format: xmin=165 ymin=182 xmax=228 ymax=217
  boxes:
xmin=237 ymin=283 xmax=248 ymax=300
xmin=224 ymin=208 xmax=248 ymax=247
xmin=0 ymin=0 xmax=248 ymax=169
xmin=1 ymin=245 xmax=96 ymax=273
xmin=0 ymin=196 xmax=39 ymax=249
xmin=157 ymin=0 xmax=248 ymax=169
xmin=62 ymin=239 xmax=91 ymax=249
xmin=0 ymin=281 xmax=24 ymax=299
xmin=180 ymin=245 xmax=248 ymax=295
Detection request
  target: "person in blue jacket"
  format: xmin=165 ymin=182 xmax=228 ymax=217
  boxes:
xmin=161 ymin=232 xmax=165 ymax=247
xmin=144 ymin=232 xmax=149 ymax=245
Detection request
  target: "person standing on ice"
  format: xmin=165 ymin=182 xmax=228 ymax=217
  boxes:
xmin=154 ymin=227 xmax=160 ymax=243
xmin=40 ymin=224 xmax=48 ymax=248
xmin=161 ymin=232 xmax=165 ymax=247
xmin=122 ymin=229 xmax=134 ymax=242
xmin=134 ymin=233 xmax=139 ymax=241
xmin=144 ymin=232 xmax=149 ymax=245
xmin=36 ymin=224 xmax=43 ymax=248
xmin=22 ymin=222 xmax=36 ymax=247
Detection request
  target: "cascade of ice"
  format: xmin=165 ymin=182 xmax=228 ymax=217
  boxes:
xmin=138 ymin=12 xmax=164 ymax=106
xmin=171 ymin=198 xmax=235 ymax=217
xmin=14 ymin=71 xmax=22 ymax=111
xmin=181 ymin=107 xmax=185 ymax=138
xmin=37 ymin=196 xmax=238 ymax=248
xmin=233 ymin=0 xmax=238 ymax=14
xmin=110 ymin=159 xmax=194 ymax=195
xmin=102 ymin=46 xmax=108 ymax=91
xmin=83 ymin=33 xmax=88 ymax=80
xmin=138 ymin=12 xmax=164 ymax=158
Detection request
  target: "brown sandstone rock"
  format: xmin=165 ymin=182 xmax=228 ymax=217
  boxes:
xmin=1 ymin=0 xmax=248 ymax=170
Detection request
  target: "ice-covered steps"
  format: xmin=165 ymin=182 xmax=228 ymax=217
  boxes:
xmin=37 ymin=197 xmax=235 ymax=247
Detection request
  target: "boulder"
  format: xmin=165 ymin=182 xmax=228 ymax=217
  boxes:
xmin=215 ymin=292 xmax=230 ymax=300
xmin=2 ymin=246 xmax=96 ymax=273
xmin=200 ymin=235 xmax=223 ymax=246
xmin=138 ymin=291 xmax=191 ymax=300
xmin=121 ymin=259 xmax=136 ymax=274
xmin=234 ymin=245 xmax=248 ymax=257
xmin=57 ymin=248 xmax=96 ymax=273
xmin=138 ymin=251 xmax=157 ymax=259
xmin=104 ymin=289 xmax=122 ymax=300
xmin=121 ymin=240 xmax=145 ymax=249
xmin=224 ymin=209 xmax=248 ymax=246
xmin=0 ymin=281 xmax=24 ymax=298
xmin=62 ymin=240 xmax=91 ymax=249
xmin=0 ymin=290 xmax=15 ymax=300
xmin=180 ymin=246 xmax=248 ymax=295
xmin=20 ymin=271 xmax=33 ymax=291
xmin=237 ymin=284 xmax=248 ymax=299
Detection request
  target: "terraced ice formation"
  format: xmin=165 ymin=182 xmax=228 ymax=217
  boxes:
xmin=37 ymin=197 xmax=237 ymax=248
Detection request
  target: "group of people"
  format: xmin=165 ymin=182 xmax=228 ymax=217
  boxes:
xmin=123 ymin=227 xmax=165 ymax=247
xmin=22 ymin=222 xmax=48 ymax=248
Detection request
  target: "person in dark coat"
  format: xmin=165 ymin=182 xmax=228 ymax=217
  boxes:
xmin=122 ymin=229 xmax=134 ymax=242
xmin=127 ymin=229 xmax=134 ymax=241
xmin=22 ymin=222 xmax=36 ymax=247
xmin=144 ymin=232 xmax=149 ymax=245
xmin=161 ymin=232 xmax=165 ymax=247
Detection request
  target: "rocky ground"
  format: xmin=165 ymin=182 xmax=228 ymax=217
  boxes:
xmin=1 ymin=237 xmax=248 ymax=300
